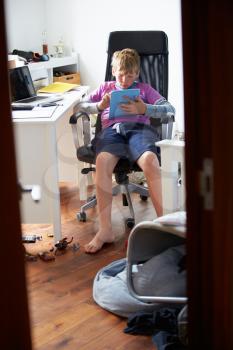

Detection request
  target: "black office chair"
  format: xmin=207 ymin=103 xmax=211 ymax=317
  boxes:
xmin=70 ymin=31 xmax=174 ymax=228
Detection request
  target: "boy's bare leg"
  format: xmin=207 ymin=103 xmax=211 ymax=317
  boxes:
xmin=84 ymin=152 xmax=119 ymax=253
xmin=137 ymin=151 xmax=163 ymax=217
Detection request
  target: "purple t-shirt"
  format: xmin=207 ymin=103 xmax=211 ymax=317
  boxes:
xmin=89 ymin=81 xmax=162 ymax=129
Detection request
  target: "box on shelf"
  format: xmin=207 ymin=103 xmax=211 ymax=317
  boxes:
xmin=8 ymin=55 xmax=25 ymax=69
xmin=53 ymin=72 xmax=80 ymax=85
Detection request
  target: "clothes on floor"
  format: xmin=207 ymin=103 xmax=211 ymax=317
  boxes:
xmin=93 ymin=245 xmax=186 ymax=318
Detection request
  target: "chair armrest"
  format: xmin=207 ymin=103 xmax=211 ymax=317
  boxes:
xmin=126 ymin=221 xmax=187 ymax=304
xmin=69 ymin=112 xmax=91 ymax=150
xmin=161 ymin=113 xmax=175 ymax=125
xmin=69 ymin=111 xmax=90 ymax=124
xmin=161 ymin=114 xmax=175 ymax=139
xmin=152 ymin=114 xmax=175 ymax=140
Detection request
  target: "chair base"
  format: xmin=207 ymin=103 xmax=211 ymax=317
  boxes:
xmin=77 ymin=181 xmax=149 ymax=228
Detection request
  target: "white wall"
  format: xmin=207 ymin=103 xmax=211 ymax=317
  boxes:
xmin=5 ymin=0 xmax=46 ymax=53
xmin=5 ymin=0 xmax=184 ymax=132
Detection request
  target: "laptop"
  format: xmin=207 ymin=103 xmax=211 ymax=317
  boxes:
xmin=9 ymin=65 xmax=63 ymax=107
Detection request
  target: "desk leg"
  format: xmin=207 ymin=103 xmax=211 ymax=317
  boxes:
xmin=45 ymin=124 xmax=62 ymax=242
xmin=76 ymin=119 xmax=90 ymax=201
xmin=14 ymin=122 xmax=62 ymax=242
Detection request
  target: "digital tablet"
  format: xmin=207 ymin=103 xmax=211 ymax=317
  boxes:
xmin=109 ymin=88 xmax=140 ymax=118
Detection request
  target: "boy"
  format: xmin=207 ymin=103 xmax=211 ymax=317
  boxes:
xmin=76 ymin=48 xmax=175 ymax=253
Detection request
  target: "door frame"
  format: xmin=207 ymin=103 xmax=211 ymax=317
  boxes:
xmin=182 ymin=1 xmax=233 ymax=348
xmin=1 ymin=1 xmax=233 ymax=348
xmin=0 ymin=0 xmax=32 ymax=348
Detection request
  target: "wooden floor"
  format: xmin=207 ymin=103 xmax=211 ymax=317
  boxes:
xmin=23 ymin=182 xmax=157 ymax=350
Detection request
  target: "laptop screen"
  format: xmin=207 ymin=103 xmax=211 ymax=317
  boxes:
xmin=9 ymin=66 xmax=36 ymax=102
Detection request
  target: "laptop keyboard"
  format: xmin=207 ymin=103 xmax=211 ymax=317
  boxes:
xmin=20 ymin=96 xmax=46 ymax=103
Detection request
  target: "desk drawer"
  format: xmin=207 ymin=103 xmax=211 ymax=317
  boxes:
xmin=53 ymin=72 xmax=80 ymax=84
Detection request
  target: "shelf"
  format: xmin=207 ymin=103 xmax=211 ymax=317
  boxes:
xmin=28 ymin=56 xmax=78 ymax=70
xmin=28 ymin=56 xmax=79 ymax=84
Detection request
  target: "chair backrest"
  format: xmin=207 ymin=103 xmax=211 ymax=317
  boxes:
xmin=105 ymin=31 xmax=168 ymax=99
xmin=96 ymin=31 xmax=171 ymax=139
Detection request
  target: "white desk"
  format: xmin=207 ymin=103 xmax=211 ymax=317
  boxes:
xmin=156 ymin=139 xmax=185 ymax=214
xmin=13 ymin=87 xmax=89 ymax=242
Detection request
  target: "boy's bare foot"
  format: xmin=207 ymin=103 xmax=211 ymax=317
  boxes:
xmin=84 ymin=230 xmax=115 ymax=254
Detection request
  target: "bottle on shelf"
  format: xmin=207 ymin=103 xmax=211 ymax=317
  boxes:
xmin=57 ymin=37 xmax=64 ymax=57
xmin=42 ymin=30 xmax=48 ymax=55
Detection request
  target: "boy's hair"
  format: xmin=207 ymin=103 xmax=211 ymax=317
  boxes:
xmin=111 ymin=48 xmax=140 ymax=73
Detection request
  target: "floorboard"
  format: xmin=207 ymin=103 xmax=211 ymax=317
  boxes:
xmin=22 ymin=182 xmax=157 ymax=350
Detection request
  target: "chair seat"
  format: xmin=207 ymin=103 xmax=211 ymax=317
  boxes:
xmin=77 ymin=145 xmax=142 ymax=173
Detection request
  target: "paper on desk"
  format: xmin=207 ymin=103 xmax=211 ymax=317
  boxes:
xmin=38 ymin=82 xmax=79 ymax=93
xmin=12 ymin=106 xmax=58 ymax=119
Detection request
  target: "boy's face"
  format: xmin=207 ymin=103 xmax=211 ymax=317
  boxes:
xmin=112 ymin=67 xmax=139 ymax=89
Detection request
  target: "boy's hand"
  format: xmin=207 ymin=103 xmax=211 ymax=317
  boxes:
xmin=97 ymin=93 xmax=110 ymax=111
xmin=119 ymin=96 xmax=147 ymax=115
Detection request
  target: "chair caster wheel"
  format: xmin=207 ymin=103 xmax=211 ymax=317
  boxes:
xmin=125 ymin=218 xmax=135 ymax=228
xmin=140 ymin=195 xmax=148 ymax=201
xmin=77 ymin=212 xmax=87 ymax=222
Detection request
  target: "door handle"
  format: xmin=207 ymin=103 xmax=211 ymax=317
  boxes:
xmin=18 ymin=182 xmax=41 ymax=202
